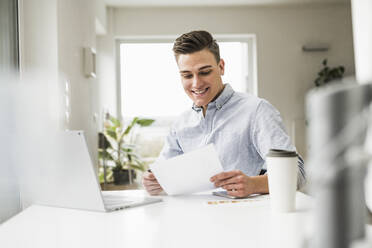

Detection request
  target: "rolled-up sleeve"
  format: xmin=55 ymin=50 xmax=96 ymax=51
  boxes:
xmin=251 ymin=100 xmax=306 ymax=189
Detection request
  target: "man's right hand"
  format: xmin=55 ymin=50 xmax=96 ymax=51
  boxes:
xmin=142 ymin=171 xmax=164 ymax=195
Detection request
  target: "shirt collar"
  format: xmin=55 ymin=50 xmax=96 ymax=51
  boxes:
xmin=191 ymin=83 xmax=235 ymax=112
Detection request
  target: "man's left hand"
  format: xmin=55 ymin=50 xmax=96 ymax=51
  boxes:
xmin=210 ymin=170 xmax=257 ymax=198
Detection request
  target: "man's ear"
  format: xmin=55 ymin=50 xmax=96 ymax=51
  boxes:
xmin=218 ymin=59 xmax=225 ymax=76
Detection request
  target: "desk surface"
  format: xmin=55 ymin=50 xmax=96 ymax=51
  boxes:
xmin=0 ymin=190 xmax=363 ymax=248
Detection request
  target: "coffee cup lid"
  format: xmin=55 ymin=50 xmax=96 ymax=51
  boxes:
xmin=267 ymin=149 xmax=297 ymax=157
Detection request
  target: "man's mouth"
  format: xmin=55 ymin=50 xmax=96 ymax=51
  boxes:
xmin=192 ymin=87 xmax=209 ymax=96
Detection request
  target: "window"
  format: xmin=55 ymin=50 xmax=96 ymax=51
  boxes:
xmin=118 ymin=35 xmax=257 ymax=122
xmin=120 ymin=42 xmax=188 ymax=119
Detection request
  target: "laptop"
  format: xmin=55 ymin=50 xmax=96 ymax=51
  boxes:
xmin=16 ymin=130 xmax=161 ymax=212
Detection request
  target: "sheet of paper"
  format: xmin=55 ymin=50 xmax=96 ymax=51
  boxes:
xmin=149 ymin=144 xmax=224 ymax=195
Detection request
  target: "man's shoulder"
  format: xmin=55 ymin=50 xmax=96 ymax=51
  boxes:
xmin=230 ymin=91 xmax=264 ymax=110
xmin=228 ymin=92 xmax=281 ymax=119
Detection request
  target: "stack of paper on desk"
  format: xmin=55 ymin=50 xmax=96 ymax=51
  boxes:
xmin=149 ymin=144 xmax=224 ymax=195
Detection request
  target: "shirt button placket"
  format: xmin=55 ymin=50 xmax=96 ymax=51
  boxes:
xmin=203 ymin=107 xmax=215 ymax=145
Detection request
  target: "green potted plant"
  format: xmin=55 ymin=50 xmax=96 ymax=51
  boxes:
xmin=314 ymin=59 xmax=345 ymax=87
xmin=98 ymin=115 xmax=154 ymax=185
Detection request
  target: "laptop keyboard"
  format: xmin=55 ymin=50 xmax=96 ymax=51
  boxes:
xmin=102 ymin=193 xmax=135 ymax=207
xmin=101 ymin=191 xmax=162 ymax=211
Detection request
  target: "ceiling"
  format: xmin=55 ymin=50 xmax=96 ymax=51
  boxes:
xmin=104 ymin=0 xmax=349 ymax=7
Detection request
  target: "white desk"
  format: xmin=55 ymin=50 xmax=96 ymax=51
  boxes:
xmin=0 ymin=191 xmax=318 ymax=248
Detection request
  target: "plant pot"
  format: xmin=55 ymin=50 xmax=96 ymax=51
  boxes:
xmin=112 ymin=169 xmax=136 ymax=185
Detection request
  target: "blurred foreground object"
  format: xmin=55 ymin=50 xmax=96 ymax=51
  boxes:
xmin=0 ymin=71 xmax=63 ymax=221
xmin=0 ymin=74 xmax=21 ymax=223
xmin=307 ymin=81 xmax=372 ymax=248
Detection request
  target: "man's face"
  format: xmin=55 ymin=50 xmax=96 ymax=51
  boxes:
xmin=176 ymin=49 xmax=225 ymax=108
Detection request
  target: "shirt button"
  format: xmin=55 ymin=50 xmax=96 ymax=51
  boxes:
xmin=216 ymin=104 xmax=221 ymax=109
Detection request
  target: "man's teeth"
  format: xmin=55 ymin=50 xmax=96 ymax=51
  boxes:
xmin=193 ymin=88 xmax=207 ymax=94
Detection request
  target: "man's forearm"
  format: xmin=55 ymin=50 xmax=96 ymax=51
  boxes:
xmin=250 ymin=174 xmax=269 ymax=194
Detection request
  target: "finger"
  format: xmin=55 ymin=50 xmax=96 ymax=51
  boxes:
xmin=148 ymin=187 xmax=163 ymax=195
xmin=142 ymin=176 xmax=160 ymax=185
xmin=143 ymin=180 xmax=161 ymax=187
xmin=143 ymin=177 xmax=158 ymax=184
xmin=143 ymin=176 xmax=158 ymax=183
xmin=148 ymin=189 xmax=163 ymax=196
xmin=145 ymin=184 xmax=162 ymax=193
xmin=148 ymin=186 xmax=162 ymax=192
xmin=148 ymin=185 xmax=162 ymax=191
xmin=147 ymin=186 xmax=162 ymax=195
xmin=223 ymin=183 xmax=244 ymax=191
xmin=215 ymin=177 xmax=237 ymax=187
xmin=210 ymin=170 xmax=241 ymax=182
xmin=142 ymin=177 xmax=158 ymax=185
xmin=210 ymin=171 xmax=235 ymax=182
xmin=142 ymin=177 xmax=160 ymax=191
xmin=144 ymin=172 xmax=156 ymax=179
xmin=227 ymin=189 xmax=246 ymax=198
xmin=216 ymin=175 xmax=244 ymax=187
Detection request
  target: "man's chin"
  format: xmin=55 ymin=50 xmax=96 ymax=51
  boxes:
xmin=193 ymin=100 xmax=208 ymax=108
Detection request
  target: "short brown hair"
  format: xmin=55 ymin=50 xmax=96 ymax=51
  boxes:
xmin=173 ymin=30 xmax=220 ymax=63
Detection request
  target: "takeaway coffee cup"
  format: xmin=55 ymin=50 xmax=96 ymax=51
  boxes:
xmin=266 ymin=149 xmax=298 ymax=213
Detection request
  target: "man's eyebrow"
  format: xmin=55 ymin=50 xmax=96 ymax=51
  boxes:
xmin=179 ymin=65 xmax=213 ymax=74
xmin=198 ymin=65 xmax=212 ymax=71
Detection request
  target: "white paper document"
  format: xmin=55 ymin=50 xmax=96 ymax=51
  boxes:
xmin=149 ymin=144 xmax=224 ymax=195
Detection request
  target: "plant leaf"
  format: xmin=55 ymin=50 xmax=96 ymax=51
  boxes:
xmin=121 ymin=147 xmax=133 ymax=153
xmin=314 ymin=59 xmax=345 ymax=87
xmin=99 ymin=115 xmax=153 ymax=174
xmin=127 ymin=162 xmax=145 ymax=172
xmin=122 ymin=143 xmax=136 ymax=149
xmin=105 ymin=129 xmax=117 ymax=140
xmin=106 ymin=126 xmax=116 ymax=133
xmin=314 ymin=78 xmax=320 ymax=86
xmin=98 ymin=149 xmax=115 ymax=161
xmin=123 ymin=117 xmax=139 ymax=136
xmin=109 ymin=116 xmax=121 ymax=127
xmin=137 ymin=118 xmax=155 ymax=127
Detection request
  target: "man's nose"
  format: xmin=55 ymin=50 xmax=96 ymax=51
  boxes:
xmin=192 ymin=75 xmax=202 ymax=88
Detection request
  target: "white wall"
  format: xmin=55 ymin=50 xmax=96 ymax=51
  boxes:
xmin=97 ymin=8 xmax=118 ymax=119
xmin=19 ymin=0 xmax=58 ymax=79
xmin=19 ymin=0 xmax=104 ymax=168
xmin=95 ymin=0 xmax=107 ymax=35
xmin=102 ymin=3 xmax=354 ymax=157
xmin=57 ymin=0 xmax=99 ymax=167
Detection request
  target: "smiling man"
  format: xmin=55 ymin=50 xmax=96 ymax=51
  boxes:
xmin=142 ymin=30 xmax=306 ymax=197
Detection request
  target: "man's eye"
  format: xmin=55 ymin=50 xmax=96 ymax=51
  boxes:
xmin=200 ymin=70 xmax=212 ymax=76
xmin=183 ymin=74 xmax=193 ymax=79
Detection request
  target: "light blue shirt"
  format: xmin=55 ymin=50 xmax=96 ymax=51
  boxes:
xmin=159 ymin=84 xmax=306 ymax=188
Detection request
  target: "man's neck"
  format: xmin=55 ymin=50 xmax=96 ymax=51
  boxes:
xmin=202 ymin=106 xmax=207 ymax=116
xmin=212 ymin=84 xmax=226 ymax=103
xmin=201 ymin=84 xmax=225 ymax=117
